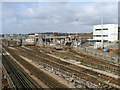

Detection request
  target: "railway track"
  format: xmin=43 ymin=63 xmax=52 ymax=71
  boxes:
xmin=41 ymin=46 xmax=120 ymax=75
xmin=3 ymin=46 xmax=68 ymax=89
xmin=8 ymin=46 xmax=119 ymax=88
xmin=26 ymin=46 xmax=120 ymax=86
xmin=53 ymin=51 xmax=120 ymax=74
xmin=2 ymin=54 xmax=41 ymax=89
xmin=33 ymin=47 xmax=119 ymax=80
xmin=69 ymin=49 xmax=119 ymax=69
xmin=8 ymin=47 xmax=101 ymax=88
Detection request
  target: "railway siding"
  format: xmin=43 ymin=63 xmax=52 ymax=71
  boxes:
xmin=2 ymin=51 xmax=42 ymax=89
xmin=19 ymin=55 xmax=76 ymax=88
xmin=5 ymin=46 xmax=103 ymax=88
xmin=5 ymin=46 xmax=120 ymax=88
xmin=19 ymin=55 xmax=101 ymax=88
xmin=3 ymin=48 xmax=49 ymax=88
xmin=41 ymin=47 xmax=120 ymax=75
xmin=69 ymin=49 xmax=119 ymax=70
xmin=3 ymin=46 xmax=68 ymax=89
xmin=11 ymin=46 xmax=119 ymax=88
xmin=48 ymin=54 xmax=120 ymax=79
xmin=38 ymin=46 xmax=120 ymax=79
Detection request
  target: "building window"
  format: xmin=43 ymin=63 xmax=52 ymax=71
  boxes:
xmin=95 ymin=29 xmax=101 ymax=31
xmin=95 ymin=35 xmax=101 ymax=37
xmin=103 ymin=28 xmax=108 ymax=30
xmin=103 ymin=35 xmax=108 ymax=37
xmin=95 ymin=28 xmax=108 ymax=31
xmin=93 ymin=35 xmax=108 ymax=37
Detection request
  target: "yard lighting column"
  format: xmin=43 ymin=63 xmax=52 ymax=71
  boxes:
xmin=76 ymin=19 xmax=79 ymax=49
xmin=76 ymin=32 xmax=78 ymax=49
xmin=101 ymin=0 xmax=104 ymax=49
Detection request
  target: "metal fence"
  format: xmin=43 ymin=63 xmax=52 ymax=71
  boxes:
xmin=75 ymin=47 xmax=119 ymax=65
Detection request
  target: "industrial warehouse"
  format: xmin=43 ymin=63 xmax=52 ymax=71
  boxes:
xmin=1 ymin=24 xmax=120 ymax=89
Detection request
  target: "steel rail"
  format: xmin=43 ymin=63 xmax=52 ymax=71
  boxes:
xmin=1 ymin=62 xmax=17 ymax=90
xmin=4 ymin=47 xmax=67 ymax=89
xmin=15 ymin=47 xmax=106 ymax=87
xmin=2 ymin=54 xmax=41 ymax=89
xmin=7 ymin=46 xmax=119 ymax=88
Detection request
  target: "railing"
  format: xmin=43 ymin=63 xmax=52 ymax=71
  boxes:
xmin=2 ymin=63 xmax=16 ymax=90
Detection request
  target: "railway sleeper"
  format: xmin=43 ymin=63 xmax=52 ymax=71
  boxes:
xmin=41 ymin=60 xmax=107 ymax=87
xmin=40 ymin=62 xmax=93 ymax=88
xmin=53 ymin=50 xmax=120 ymax=74
xmin=40 ymin=61 xmax=102 ymax=88
xmin=5 ymin=47 xmax=114 ymax=88
xmin=19 ymin=46 xmax=120 ymax=74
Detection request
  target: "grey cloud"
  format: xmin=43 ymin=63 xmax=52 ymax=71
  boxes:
xmin=2 ymin=2 xmax=118 ymax=34
xmin=4 ymin=17 xmax=18 ymax=24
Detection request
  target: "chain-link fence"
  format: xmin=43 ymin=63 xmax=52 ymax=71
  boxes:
xmin=76 ymin=47 xmax=119 ymax=65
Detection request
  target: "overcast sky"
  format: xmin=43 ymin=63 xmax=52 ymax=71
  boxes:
xmin=2 ymin=2 xmax=118 ymax=34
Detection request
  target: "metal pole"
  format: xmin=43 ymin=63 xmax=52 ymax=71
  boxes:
xmin=76 ymin=18 xmax=79 ymax=49
xmin=101 ymin=0 xmax=104 ymax=49
xmin=53 ymin=32 xmax=55 ymax=46
xmin=76 ymin=32 xmax=78 ymax=49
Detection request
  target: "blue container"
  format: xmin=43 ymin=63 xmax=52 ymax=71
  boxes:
xmin=103 ymin=48 xmax=110 ymax=52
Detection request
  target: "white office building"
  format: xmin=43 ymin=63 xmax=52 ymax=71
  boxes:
xmin=89 ymin=24 xmax=118 ymax=48
xmin=93 ymin=24 xmax=118 ymax=42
